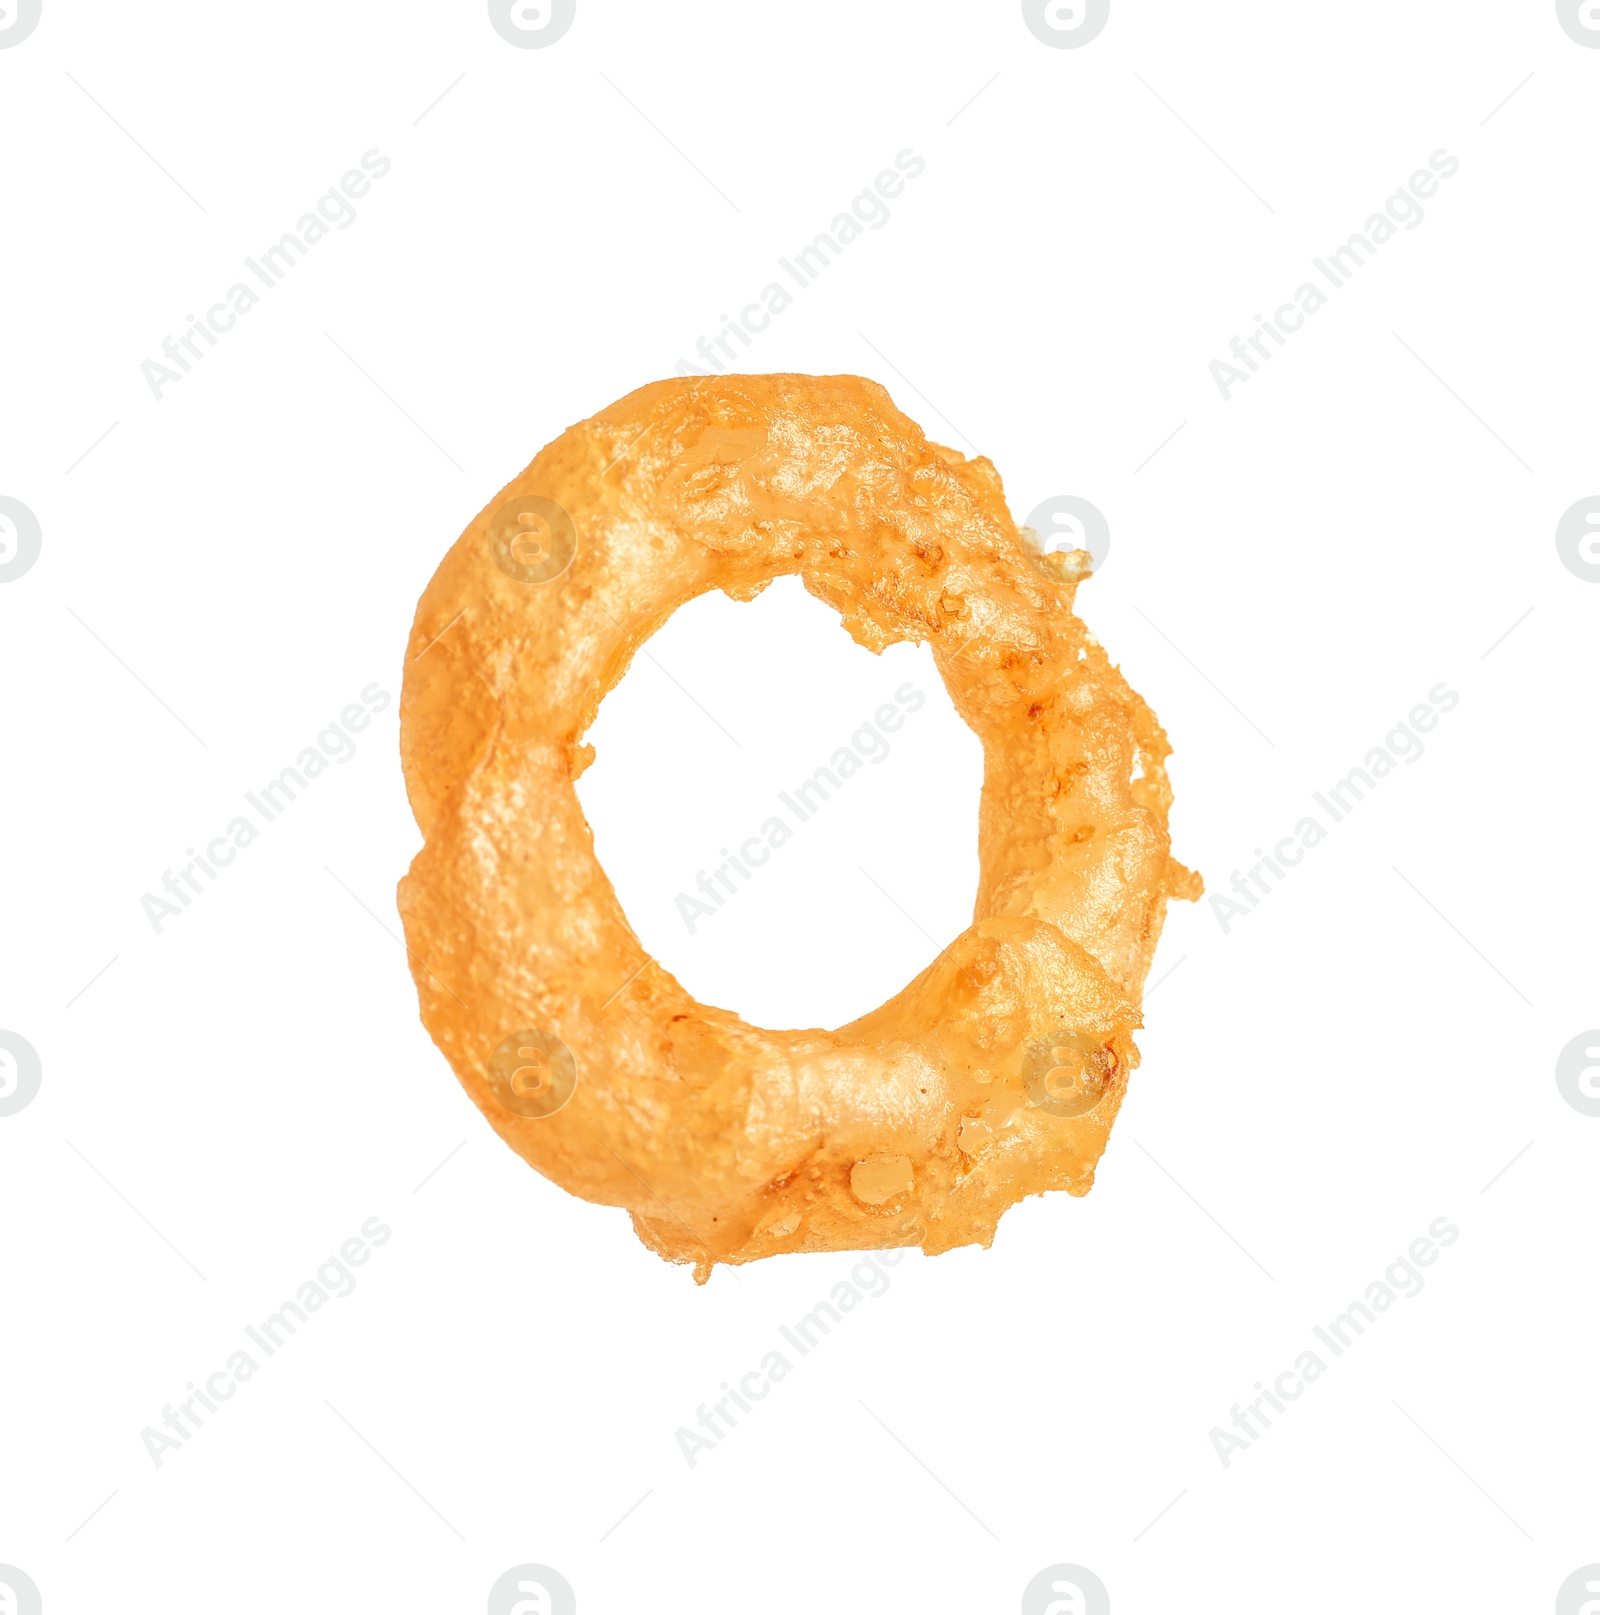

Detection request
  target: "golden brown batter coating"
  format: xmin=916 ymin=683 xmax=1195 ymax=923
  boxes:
xmin=399 ymin=375 xmax=1199 ymax=1280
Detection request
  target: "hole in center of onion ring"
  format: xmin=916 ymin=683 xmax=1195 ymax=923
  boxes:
xmin=576 ymin=577 xmax=983 ymax=1031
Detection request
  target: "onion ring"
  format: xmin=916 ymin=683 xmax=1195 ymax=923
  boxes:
xmin=398 ymin=375 xmax=1199 ymax=1280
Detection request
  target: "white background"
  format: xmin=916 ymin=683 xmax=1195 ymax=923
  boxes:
xmin=2 ymin=2 xmax=1597 ymax=1611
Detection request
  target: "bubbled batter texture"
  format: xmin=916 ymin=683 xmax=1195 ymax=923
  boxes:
xmin=398 ymin=375 xmax=1200 ymax=1280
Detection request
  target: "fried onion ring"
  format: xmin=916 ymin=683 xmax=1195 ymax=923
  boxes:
xmin=398 ymin=375 xmax=1199 ymax=1280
